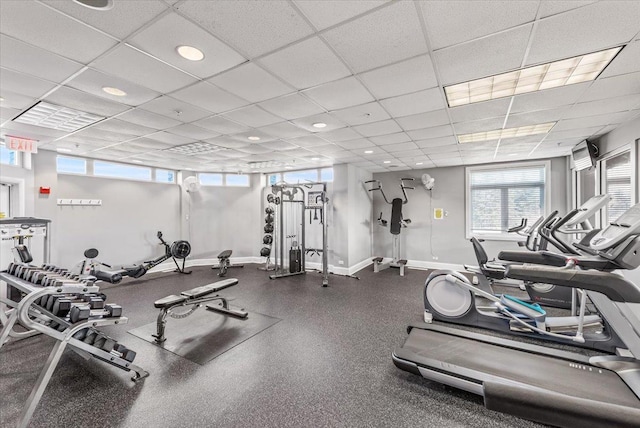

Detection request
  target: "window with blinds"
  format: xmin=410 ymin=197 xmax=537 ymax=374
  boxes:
xmin=467 ymin=164 xmax=547 ymax=237
xmin=604 ymin=151 xmax=631 ymax=223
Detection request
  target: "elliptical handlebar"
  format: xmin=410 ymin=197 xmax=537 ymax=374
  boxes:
xmin=549 ymin=209 xmax=582 ymax=255
xmin=507 ymin=218 xmax=527 ymax=234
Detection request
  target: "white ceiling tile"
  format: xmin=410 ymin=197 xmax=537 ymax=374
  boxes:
xmin=336 ymin=138 xmax=375 ymax=149
xmin=285 ymin=135 xmax=331 ymax=148
xmin=449 ymin=98 xmax=511 ymax=122
xmin=421 ymin=1 xmax=538 ymax=50
xmin=0 ymin=106 xmax=20 ymax=122
xmin=165 ymin=124 xmax=219 ymax=140
xmin=407 ymin=125 xmax=454 ymax=140
xmin=74 ymin=127 xmax=131 ymax=143
xmin=600 ymin=41 xmax=640 ymax=79
xmin=93 ymin=119 xmax=157 ymax=137
xmin=258 ymin=94 xmax=325 ymax=120
xmin=396 ymin=149 xmax=426 ymax=158
xmin=352 ymin=120 xmax=402 ymax=137
xmin=396 ymin=109 xmax=450 ymax=132
xmin=0 ymin=121 xmax=68 ymax=141
xmin=538 ymin=1 xmax=597 ymax=18
xmin=177 ymin=0 xmax=314 ymax=58
xmin=171 ymin=82 xmax=249 ymax=114
xmin=435 ymin=24 xmax=532 ymax=85
xmin=118 ymin=108 xmax=181 ymax=130
xmin=93 ymin=45 xmax=197 ymax=94
xmin=258 ymin=122 xmax=310 ymax=139
xmin=129 ymin=12 xmax=246 ymax=79
xmin=453 ymin=118 xmax=507 ymax=134
xmin=505 ymin=108 xmax=568 ymax=128
xmin=330 ymin=150 xmax=358 ymax=158
xmin=359 ymin=55 xmax=438 ymax=100
xmin=0 ymin=35 xmax=83 ymax=84
xmin=259 ymin=140 xmax=300 ymax=151
xmin=309 ymin=143 xmax=346 ymax=154
xmin=545 ymin=126 xmax=605 ymax=140
xmin=323 ymin=1 xmax=428 ymax=73
xmin=510 ymin=83 xmax=590 ymax=113
xmin=44 ymin=86 xmax=130 ymax=116
xmin=222 ymin=106 xmax=283 ymax=128
xmin=380 ymin=141 xmax=419 ymax=153
xmin=331 ymin=102 xmax=390 ymax=126
xmin=209 ymin=62 xmax=293 ymax=103
xmin=0 ymin=90 xmax=37 ymax=110
xmin=0 ymin=68 xmax=57 ymax=99
xmin=139 ymin=95 xmax=211 ymax=122
xmin=43 ymin=0 xmax=168 ymax=40
xmin=380 ymin=88 xmax=445 ymax=117
xmin=126 ymin=137 xmax=173 ymax=150
xmin=192 ymin=116 xmax=250 ymax=135
xmin=236 ymin=144 xmax=274 ymax=155
xmin=290 ymin=113 xmax=346 ymax=132
xmin=260 ymin=37 xmax=351 ymax=90
xmin=580 ymin=72 xmax=640 ymax=102
xmin=563 ymin=95 xmax=640 ymax=119
xmin=66 ymin=68 xmax=160 ymax=106
xmin=317 ymin=127 xmax=361 ymax=142
xmin=552 ymin=112 xmax=631 ymax=132
xmin=293 ymin=0 xmax=386 ymax=30
xmin=302 ymin=77 xmax=374 ymax=110
xmin=526 ymin=1 xmax=640 ymax=66
xmin=228 ymin=130 xmax=278 ymax=143
xmin=369 ymin=132 xmax=411 ymax=145
xmin=426 ymin=145 xmax=461 ymax=156
xmin=204 ymin=136 xmax=250 ymax=150
xmin=0 ymin=1 xmax=117 ymax=63
xmin=147 ymin=131 xmax=195 ymax=145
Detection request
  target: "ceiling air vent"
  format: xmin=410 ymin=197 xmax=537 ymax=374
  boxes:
xmin=13 ymin=101 xmax=105 ymax=133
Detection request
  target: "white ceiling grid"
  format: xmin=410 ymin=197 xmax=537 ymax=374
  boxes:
xmin=0 ymin=0 xmax=638 ymax=173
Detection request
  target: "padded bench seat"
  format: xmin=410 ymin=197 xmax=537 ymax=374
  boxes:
xmin=154 ymin=278 xmax=239 ymax=309
xmin=154 ymin=295 xmax=187 ymax=309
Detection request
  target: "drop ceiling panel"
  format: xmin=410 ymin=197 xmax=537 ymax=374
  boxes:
xmin=258 ymin=122 xmax=310 ymax=139
xmin=177 ymin=0 xmax=314 ymax=58
xmin=526 ymin=1 xmax=640 ymax=66
xmin=222 ymin=106 xmax=283 ymax=128
xmin=93 ymin=45 xmax=197 ymax=94
xmin=449 ymin=98 xmax=511 ymax=122
xmin=0 ymin=106 xmax=20 ymax=122
xmin=579 ymin=72 xmax=640 ymax=102
xmin=407 ymin=125 xmax=454 ymax=140
xmin=166 ymin=124 xmax=219 ymax=140
xmin=510 ymin=83 xmax=590 ymax=113
xmin=228 ymin=130 xmax=278 ymax=143
xmin=204 ymin=136 xmax=250 ymax=150
xmin=302 ymin=77 xmax=374 ymax=111
xmin=259 ymin=140 xmax=299 ymax=151
xmin=381 ymin=141 xmax=419 ymax=153
xmin=118 ymin=108 xmax=181 ymax=130
xmin=552 ymin=112 xmax=631 ymax=132
xmin=171 ymin=82 xmax=249 ymax=114
xmin=258 ymin=94 xmax=325 ymax=120
xmin=192 ymin=116 xmax=250 ymax=135
xmin=127 ymin=137 xmax=173 ymax=150
xmin=453 ymin=117 xmax=508 ymax=134
xmin=352 ymin=120 xmax=402 ymax=137
xmin=369 ymin=132 xmax=411 ymax=145
xmin=358 ymin=55 xmax=438 ymax=100
xmin=0 ymin=91 xmax=37 ymax=110
xmin=66 ymin=68 xmax=160 ymax=106
xmin=44 ymin=86 xmax=130 ymax=117
xmin=0 ymin=121 xmax=69 ymax=141
xmin=236 ymin=144 xmax=274 ymax=155
xmin=331 ymin=102 xmax=390 ymax=126
xmin=139 ymin=96 xmax=211 ymax=123
xmin=285 ymin=135 xmax=330 ymax=148
xmin=316 ymin=127 xmax=361 ymax=142
xmin=129 ymin=12 xmax=246 ymax=79
xmin=323 ymin=1 xmax=428 ymax=73
xmin=0 ymin=68 xmax=57 ymax=99
xmin=380 ymin=88 xmax=445 ymax=117
xmin=43 ymin=0 xmax=168 ymax=40
xmin=291 ymin=113 xmax=345 ymax=132
xmin=336 ymin=138 xmax=375 ymax=149
xmin=505 ymin=108 xmax=568 ymax=128
xmin=0 ymin=35 xmax=83 ymax=84
xmin=600 ymin=41 xmax=640 ymax=79
xmin=209 ymin=63 xmax=293 ymax=103
xmin=545 ymin=126 xmax=605 ymax=140
xmin=434 ymin=24 xmax=532 ymax=85
xmin=421 ymin=0 xmax=538 ymax=50
xmin=147 ymin=131 xmax=194 ymax=146
xmin=260 ymin=37 xmax=351 ymax=90
xmin=293 ymin=0 xmax=386 ymax=30
xmin=0 ymin=1 xmax=117 ymax=63
xmin=92 ymin=119 xmax=157 ymax=137
xmin=563 ymin=95 xmax=640 ymax=119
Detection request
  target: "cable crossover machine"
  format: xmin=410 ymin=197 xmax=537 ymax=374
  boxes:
xmin=268 ymin=182 xmax=329 ymax=287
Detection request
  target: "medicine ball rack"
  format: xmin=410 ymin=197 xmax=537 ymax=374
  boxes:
xmin=268 ymin=182 xmax=329 ymax=287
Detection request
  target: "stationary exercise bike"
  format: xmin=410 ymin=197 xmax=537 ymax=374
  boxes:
xmin=367 ymin=178 xmax=414 ymax=276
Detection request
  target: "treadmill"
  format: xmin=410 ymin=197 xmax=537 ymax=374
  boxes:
xmin=393 ymin=203 xmax=640 ymax=428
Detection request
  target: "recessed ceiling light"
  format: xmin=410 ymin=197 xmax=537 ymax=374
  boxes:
xmin=73 ymin=0 xmax=113 ymax=10
xmin=0 ymin=97 xmax=4 ymax=102
xmin=56 ymin=148 xmax=72 ymax=153
xmin=364 ymin=150 xmax=374 ymax=154
xmin=444 ymin=46 xmax=622 ymax=107
xmin=458 ymin=122 xmax=556 ymax=144
xmin=285 ymin=166 xmax=293 ymax=169
xmin=383 ymin=160 xmax=391 ymax=164
xmin=248 ymin=136 xmax=261 ymax=141
xmin=311 ymin=157 xmax=320 ymax=161
xmin=415 ymin=162 xmax=423 ymax=165
xmin=176 ymin=45 xmax=205 ymax=61
xmin=102 ymin=86 xmax=127 ymax=97
xmin=132 ymin=160 xmax=143 ymax=163
xmin=312 ymin=122 xmax=327 ymax=128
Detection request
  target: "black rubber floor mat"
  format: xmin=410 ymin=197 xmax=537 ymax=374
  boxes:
xmin=128 ymin=308 xmax=281 ymax=365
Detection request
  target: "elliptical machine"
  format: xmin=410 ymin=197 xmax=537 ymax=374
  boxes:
xmin=367 ymin=178 xmax=414 ymax=276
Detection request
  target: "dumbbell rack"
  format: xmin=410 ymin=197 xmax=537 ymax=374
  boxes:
xmin=0 ymin=271 xmax=149 ymax=428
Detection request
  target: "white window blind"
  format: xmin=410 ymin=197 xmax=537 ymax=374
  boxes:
xmin=604 ymin=151 xmax=631 ymax=223
xmin=469 ymin=165 xmax=546 ymax=235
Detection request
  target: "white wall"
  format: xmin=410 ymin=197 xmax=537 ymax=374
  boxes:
xmin=372 ymin=157 xmax=569 ymax=267
xmin=347 ymin=164 xmax=373 ymax=267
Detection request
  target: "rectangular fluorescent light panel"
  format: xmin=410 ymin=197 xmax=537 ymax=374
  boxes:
xmin=13 ymin=101 xmax=105 ymax=132
xmin=166 ymin=142 xmax=222 ymax=155
xmin=458 ymin=122 xmax=556 ymax=143
xmin=445 ymin=46 xmax=622 ymax=107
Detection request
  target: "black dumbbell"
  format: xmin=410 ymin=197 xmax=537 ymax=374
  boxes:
xmin=113 ymin=343 xmax=136 ymax=362
xmin=82 ymin=294 xmax=105 ymax=309
xmin=82 ymin=329 xmax=99 ymax=345
xmin=69 ymin=303 xmax=123 ymax=323
xmin=93 ymin=332 xmax=117 ymax=352
xmin=73 ymin=327 xmax=89 ymax=341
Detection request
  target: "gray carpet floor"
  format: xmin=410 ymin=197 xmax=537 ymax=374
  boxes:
xmin=1 ymin=265 xmax=547 ymax=427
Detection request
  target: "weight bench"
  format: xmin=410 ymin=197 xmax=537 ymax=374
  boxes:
xmin=211 ymin=250 xmax=244 ymax=277
xmin=152 ymin=278 xmax=248 ymax=343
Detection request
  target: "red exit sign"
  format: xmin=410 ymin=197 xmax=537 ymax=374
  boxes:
xmin=7 ymin=135 xmax=38 ymax=153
